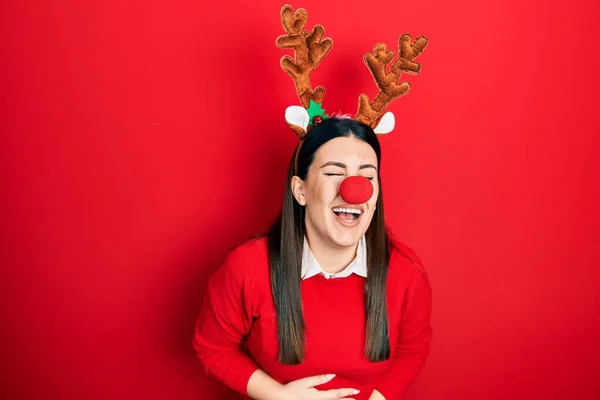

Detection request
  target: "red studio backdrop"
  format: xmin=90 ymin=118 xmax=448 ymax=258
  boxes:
xmin=1 ymin=0 xmax=599 ymax=399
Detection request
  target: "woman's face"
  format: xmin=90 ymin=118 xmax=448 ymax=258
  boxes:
xmin=291 ymin=136 xmax=379 ymax=248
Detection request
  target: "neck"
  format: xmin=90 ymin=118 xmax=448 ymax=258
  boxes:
xmin=304 ymin=228 xmax=359 ymax=274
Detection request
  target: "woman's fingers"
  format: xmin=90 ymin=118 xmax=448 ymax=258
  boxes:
xmin=284 ymin=374 xmax=360 ymax=399
xmin=321 ymin=388 xmax=361 ymax=399
xmin=295 ymin=373 xmax=337 ymax=388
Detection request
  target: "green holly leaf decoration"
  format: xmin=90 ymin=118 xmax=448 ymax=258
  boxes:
xmin=307 ymin=100 xmax=329 ymax=126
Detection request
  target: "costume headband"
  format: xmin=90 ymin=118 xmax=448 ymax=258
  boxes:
xmin=276 ymin=4 xmax=428 ymax=140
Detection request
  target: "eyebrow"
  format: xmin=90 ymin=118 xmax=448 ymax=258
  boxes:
xmin=320 ymin=161 xmax=377 ymax=171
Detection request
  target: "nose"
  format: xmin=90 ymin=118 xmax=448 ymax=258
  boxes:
xmin=339 ymin=176 xmax=374 ymax=205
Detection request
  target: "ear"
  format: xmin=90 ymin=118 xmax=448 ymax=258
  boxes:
xmin=290 ymin=175 xmax=307 ymax=206
xmin=373 ymin=111 xmax=395 ymax=134
xmin=285 ymin=106 xmax=309 ymax=139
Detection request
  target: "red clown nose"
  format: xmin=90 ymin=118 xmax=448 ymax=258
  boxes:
xmin=339 ymin=176 xmax=374 ymax=205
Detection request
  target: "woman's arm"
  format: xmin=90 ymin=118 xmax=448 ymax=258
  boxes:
xmin=247 ymin=369 xmax=287 ymax=400
xmin=193 ymin=248 xmax=266 ymax=396
xmin=193 ymin=246 xmax=360 ymax=400
xmin=372 ymin=261 xmax=433 ymax=400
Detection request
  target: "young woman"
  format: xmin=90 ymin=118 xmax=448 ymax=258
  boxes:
xmin=193 ymin=116 xmax=433 ymax=400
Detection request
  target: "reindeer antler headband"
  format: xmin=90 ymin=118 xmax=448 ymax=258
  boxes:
xmin=276 ymin=4 xmax=428 ymax=142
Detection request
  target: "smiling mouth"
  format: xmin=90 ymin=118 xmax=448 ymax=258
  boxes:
xmin=332 ymin=207 xmax=362 ymax=221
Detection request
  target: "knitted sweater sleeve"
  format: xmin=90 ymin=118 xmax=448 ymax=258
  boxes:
xmin=375 ymin=257 xmax=433 ymax=399
xmin=192 ymin=247 xmax=260 ymax=395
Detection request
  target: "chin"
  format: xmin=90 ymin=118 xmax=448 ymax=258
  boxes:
xmin=322 ymin=215 xmax=369 ymax=246
xmin=328 ymin=226 xmax=367 ymax=248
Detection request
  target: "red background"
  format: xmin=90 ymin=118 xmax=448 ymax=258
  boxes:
xmin=1 ymin=0 xmax=599 ymax=399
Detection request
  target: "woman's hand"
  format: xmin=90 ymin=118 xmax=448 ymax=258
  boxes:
xmin=367 ymin=389 xmax=386 ymax=400
xmin=277 ymin=373 xmax=360 ymax=400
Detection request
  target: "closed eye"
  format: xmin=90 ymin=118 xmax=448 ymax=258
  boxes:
xmin=325 ymin=173 xmax=375 ymax=181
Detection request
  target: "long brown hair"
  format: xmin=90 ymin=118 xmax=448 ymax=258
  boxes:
xmin=267 ymin=117 xmax=393 ymax=364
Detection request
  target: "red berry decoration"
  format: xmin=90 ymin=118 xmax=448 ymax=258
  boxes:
xmin=339 ymin=176 xmax=373 ymax=204
xmin=313 ymin=115 xmax=323 ymax=125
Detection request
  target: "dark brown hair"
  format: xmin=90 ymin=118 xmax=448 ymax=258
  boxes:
xmin=267 ymin=117 xmax=394 ymax=364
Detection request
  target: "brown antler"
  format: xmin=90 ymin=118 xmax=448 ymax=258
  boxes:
xmin=355 ymin=34 xmax=428 ymax=128
xmin=276 ymin=4 xmax=332 ymax=109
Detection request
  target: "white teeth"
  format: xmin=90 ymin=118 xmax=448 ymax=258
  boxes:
xmin=332 ymin=207 xmax=362 ymax=215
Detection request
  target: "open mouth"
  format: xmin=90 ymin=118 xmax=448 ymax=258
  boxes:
xmin=332 ymin=207 xmax=362 ymax=222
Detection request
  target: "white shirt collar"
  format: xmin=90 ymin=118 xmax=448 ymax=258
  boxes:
xmin=301 ymin=236 xmax=368 ymax=280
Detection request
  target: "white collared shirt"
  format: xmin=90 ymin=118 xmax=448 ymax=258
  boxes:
xmin=301 ymin=236 xmax=368 ymax=280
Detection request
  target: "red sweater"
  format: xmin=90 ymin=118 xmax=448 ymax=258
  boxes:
xmin=193 ymin=236 xmax=432 ymax=400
